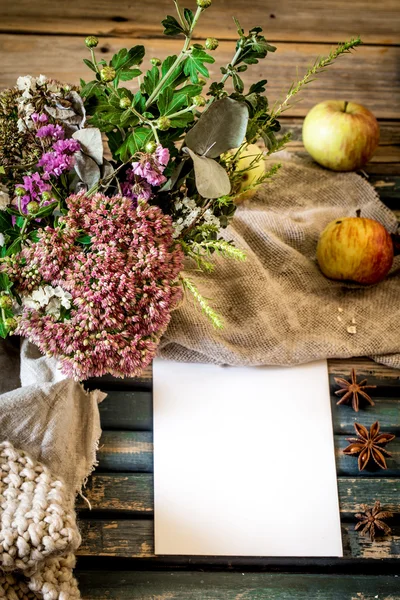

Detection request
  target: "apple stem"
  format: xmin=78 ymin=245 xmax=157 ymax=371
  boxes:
xmin=356 ymin=209 xmax=361 ymax=218
xmin=343 ymin=100 xmax=349 ymax=113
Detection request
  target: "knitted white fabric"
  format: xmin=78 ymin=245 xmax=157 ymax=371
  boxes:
xmin=0 ymin=443 xmax=81 ymax=599
xmin=0 ymin=341 xmax=106 ymax=599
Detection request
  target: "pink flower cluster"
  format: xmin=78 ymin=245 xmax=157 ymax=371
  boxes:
xmin=9 ymin=192 xmax=184 ymax=381
xmin=122 ymin=145 xmax=170 ymax=203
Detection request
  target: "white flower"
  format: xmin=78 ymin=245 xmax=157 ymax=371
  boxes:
xmin=0 ymin=186 xmax=9 ymax=210
xmin=36 ymin=74 xmax=47 ymax=86
xmin=22 ymin=285 xmax=72 ymax=319
xmin=0 ymin=233 xmax=5 ymax=247
xmin=16 ymin=75 xmax=36 ymax=92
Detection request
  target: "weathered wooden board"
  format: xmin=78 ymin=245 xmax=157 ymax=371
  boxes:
xmin=77 ymin=473 xmax=400 ymax=516
xmin=1 ymin=35 xmax=400 ymax=119
xmin=97 ymin=431 xmax=399 ymax=476
xmin=2 ymin=0 xmax=399 ymax=46
xmin=76 ymin=571 xmax=400 ymax=600
xmin=77 ymin=518 xmax=400 ymax=559
xmin=97 ymin=391 xmax=400 ymax=434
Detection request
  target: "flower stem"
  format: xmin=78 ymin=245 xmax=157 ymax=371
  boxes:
xmin=145 ymin=5 xmax=203 ymax=109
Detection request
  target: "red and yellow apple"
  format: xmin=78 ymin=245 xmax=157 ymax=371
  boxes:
xmin=317 ymin=215 xmax=393 ymax=284
xmin=302 ymin=101 xmax=380 ymax=171
xmin=232 ymin=144 xmax=266 ymax=203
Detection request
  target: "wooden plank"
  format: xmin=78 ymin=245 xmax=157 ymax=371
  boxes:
xmin=1 ymin=35 xmax=400 ymax=119
xmin=77 ymin=473 xmax=400 ymax=516
xmin=77 ymin=571 xmax=400 ymax=599
xmin=99 ymin=390 xmax=152 ymax=431
xmin=96 ymin=390 xmax=400 ymax=434
xmin=97 ymin=431 xmax=399 ymax=476
xmin=77 ymin=518 xmax=400 ymax=558
xmin=334 ymin=397 xmax=400 ymax=435
xmin=98 ymin=431 xmax=153 ymax=472
xmin=2 ymin=0 xmax=399 ymax=46
xmin=328 ymin=358 xmax=400 ymax=390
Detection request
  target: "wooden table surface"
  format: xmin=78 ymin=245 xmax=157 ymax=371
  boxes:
xmin=2 ymin=0 xmax=399 ymax=597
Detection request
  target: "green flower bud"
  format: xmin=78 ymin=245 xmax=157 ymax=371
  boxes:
xmin=197 ymin=0 xmax=212 ymax=7
xmin=27 ymin=201 xmax=39 ymax=214
xmin=150 ymin=58 xmax=162 ymax=67
xmin=15 ymin=187 xmax=25 ymax=197
xmin=85 ymin=36 xmax=99 ymax=48
xmin=100 ymin=66 xmax=116 ymax=82
xmin=145 ymin=141 xmax=157 ymax=153
xmin=205 ymin=37 xmax=219 ymax=51
xmin=41 ymin=191 xmax=52 ymax=202
xmin=193 ymin=95 xmax=206 ymax=107
xmin=198 ymin=78 xmax=207 ymax=86
xmin=0 ymin=295 xmax=12 ymax=309
xmin=156 ymin=116 xmax=171 ymax=131
xmin=119 ymin=96 xmax=131 ymax=109
xmin=4 ymin=317 xmax=17 ymax=331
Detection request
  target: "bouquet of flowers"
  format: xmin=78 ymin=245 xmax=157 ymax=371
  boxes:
xmin=0 ymin=0 xmax=361 ymax=380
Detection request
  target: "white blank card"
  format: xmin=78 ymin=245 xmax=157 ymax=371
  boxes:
xmin=153 ymin=359 xmax=343 ymax=557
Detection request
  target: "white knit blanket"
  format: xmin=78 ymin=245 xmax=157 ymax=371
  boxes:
xmin=0 ymin=339 xmax=106 ymax=599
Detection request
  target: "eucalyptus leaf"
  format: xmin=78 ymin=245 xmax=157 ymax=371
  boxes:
xmin=74 ymin=152 xmax=101 ymax=189
xmin=185 ymin=148 xmax=231 ymax=199
xmin=72 ymin=127 xmax=103 ymax=165
xmin=185 ymin=98 xmax=249 ymax=158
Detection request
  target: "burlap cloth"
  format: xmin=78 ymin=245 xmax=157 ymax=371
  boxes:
xmin=0 ymin=338 xmax=106 ymax=599
xmin=160 ymin=154 xmax=400 ymax=368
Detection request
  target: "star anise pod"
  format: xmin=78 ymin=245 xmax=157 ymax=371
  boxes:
xmin=334 ymin=369 xmax=376 ymax=412
xmin=343 ymin=422 xmax=395 ymax=470
xmin=355 ymin=501 xmax=393 ymax=541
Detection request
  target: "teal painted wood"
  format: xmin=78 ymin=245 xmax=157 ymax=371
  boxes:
xmin=98 ymin=431 xmax=153 ymax=472
xmin=95 ymin=392 xmax=399 ymax=435
xmin=77 ymin=519 xmax=400 ymax=559
xmin=99 ymin=390 xmax=152 ymax=431
xmin=97 ymin=431 xmax=400 ymax=476
xmin=77 ymin=473 xmax=400 ymax=517
xmin=77 ymin=572 xmax=400 ymax=600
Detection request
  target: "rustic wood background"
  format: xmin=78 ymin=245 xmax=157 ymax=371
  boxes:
xmin=2 ymin=1 xmax=399 ymax=597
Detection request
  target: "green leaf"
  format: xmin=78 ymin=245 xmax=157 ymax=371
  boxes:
xmin=169 ymin=112 xmax=194 ymax=128
xmin=6 ymin=237 xmax=21 ymax=256
xmin=111 ymin=46 xmax=145 ymax=83
xmin=249 ymin=80 xmax=268 ymax=94
xmin=116 ymin=127 xmax=153 ymax=162
xmin=76 ymin=234 xmax=92 ymax=245
xmin=83 ymin=58 xmax=97 ymax=73
xmin=232 ymin=72 xmax=244 ymax=93
xmin=0 ymin=211 xmax=11 ymax=233
xmin=29 ymin=230 xmax=40 ymax=242
xmin=0 ymin=272 xmax=11 ymax=292
xmin=161 ymin=14 xmax=185 ymax=36
xmin=106 ymin=130 xmax=124 ymax=157
xmin=80 ymin=80 xmax=103 ymax=99
xmin=34 ymin=202 xmax=58 ymax=218
xmin=183 ymin=49 xmax=215 ymax=83
xmin=0 ymin=321 xmax=10 ymax=339
xmin=160 ymin=55 xmax=186 ymax=89
xmin=16 ymin=216 xmax=25 ymax=228
xmin=142 ymin=66 xmax=160 ymax=96
xmin=184 ymin=8 xmax=194 ymax=27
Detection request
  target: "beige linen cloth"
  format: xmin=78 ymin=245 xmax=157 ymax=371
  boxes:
xmin=160 ymin=154 xmax=400 ymax=368
xmin=0 ymin=338 xmax=106 ymax=599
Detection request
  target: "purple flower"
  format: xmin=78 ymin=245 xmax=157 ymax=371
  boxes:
xmin=131 ymin=144 xmax=170 ymax=187
xmin=31 ymin=113 xmax=48 ymax=124
xmin=36 ymin=124 xmax=65 ymax=141
xmin=38 ymin=151 xmax=76 ymax=177
xmin=155 ymin=144 xmax=170 ymax=166
xmin=53 ymin=138 xmax=81 ymax=155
